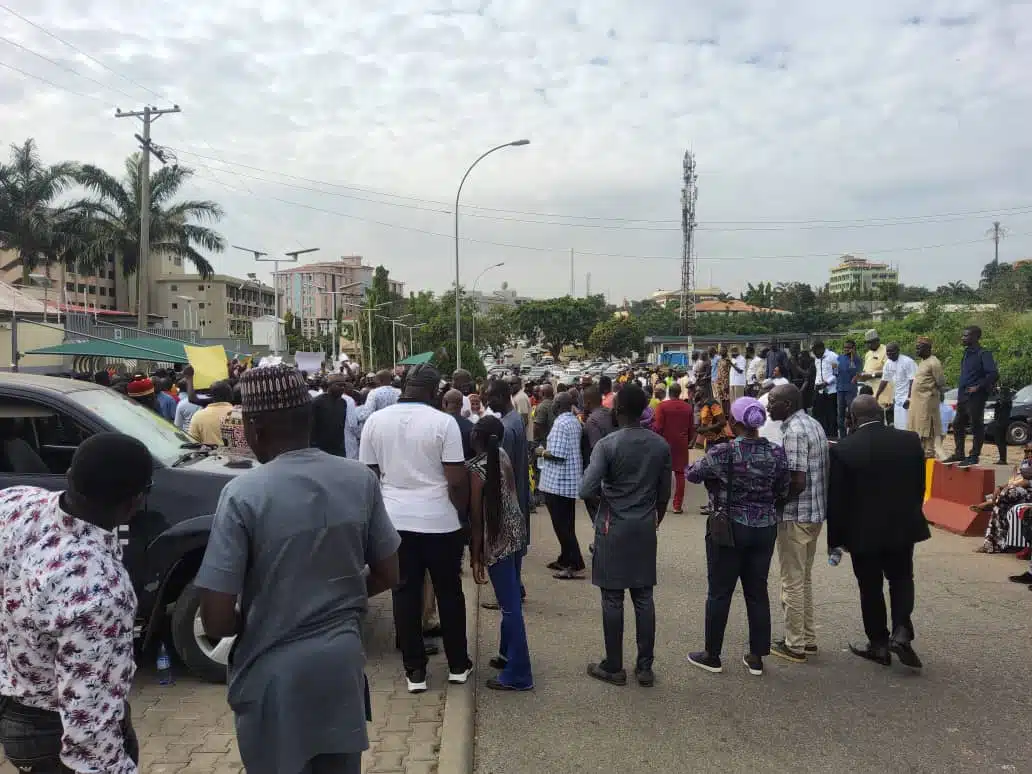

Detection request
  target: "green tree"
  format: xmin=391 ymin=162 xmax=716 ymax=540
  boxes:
xmin=634 ymin=301 xmax=679 ymax=337
xmin=772 ymin=282 xmax=820 ymax=314
xmin=587 ymin=316 xmax=644 ymax=358
xmin=75 ymin=155 xmax=225 ymax=311
xmin=0 ymin=138 xmax=78 ymax=283
xmin=513 ymin=295 xmax=608 ymax=357
xmin=741 ymin=282 xmax=774 ymax=308
xmin=935 ymin=281 xmax=977 ymax=301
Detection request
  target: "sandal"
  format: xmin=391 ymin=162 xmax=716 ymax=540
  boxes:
xmin=486 ymin=677 xmax=533 ymax=691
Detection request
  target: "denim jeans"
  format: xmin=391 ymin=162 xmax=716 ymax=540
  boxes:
xmin=0 ymin=697 xmax=138 ymax=772
xmin=488 ymin=554 xmax=533 ymax=689
xmin=837 ymin=389 xmax=857 ymax=439
xmin=705 ymin=522 xmax=778 ymax=657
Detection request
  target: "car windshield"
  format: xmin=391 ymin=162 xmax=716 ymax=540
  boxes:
xmin=66 ymin=387 xmax=195 ymax=466
xmin=1014 ymin=386 xmax=1032 ymax=404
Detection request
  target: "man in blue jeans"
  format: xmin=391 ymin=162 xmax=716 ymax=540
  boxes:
xmin=836 ymin=339 xmax=863 ymax=439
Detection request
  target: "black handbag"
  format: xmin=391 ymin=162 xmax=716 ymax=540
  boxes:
xmin=706 ymin=440 xmax=736 ymax=548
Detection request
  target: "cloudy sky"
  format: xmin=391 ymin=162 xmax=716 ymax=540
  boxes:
xmin=2 ymin=0 xmax=1030 ymax=303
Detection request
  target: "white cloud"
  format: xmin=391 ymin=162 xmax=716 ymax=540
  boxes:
xmin=1 ymin=0 xmax=1031 ymax=302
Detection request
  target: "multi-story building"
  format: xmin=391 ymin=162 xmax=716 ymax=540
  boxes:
xmin=649 ymin=287 xmax=724 ymax=307
xmin=469 ymin=286 xmax=532 ymax=314
xmin=0 ymin=249 xmax=121 ymax=311
xmin=276 ymin=256 xmax=404 ymax=339
xmin=153 ymin=273 xmax=277 ymax=340
xmin=828 ymin=255 xmax=899 ymax=295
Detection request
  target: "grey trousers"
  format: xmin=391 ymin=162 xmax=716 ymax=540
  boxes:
xmin=301 ymin=752 xmax=363 ymax=774
xmin=599 ymin=586 xmax=655 ymax=673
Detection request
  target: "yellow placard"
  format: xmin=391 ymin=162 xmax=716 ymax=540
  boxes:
xmin=184 ymin=345 xmax=228 ymax=390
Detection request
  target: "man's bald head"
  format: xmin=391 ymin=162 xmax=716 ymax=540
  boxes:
xmin=540 ymin=383 xmax=554 ymax=399
xmin=767 ymin=383 xmax=801 ymax=421
xmin=850 ymin=394 xmax=883 ymax=426
xmin=442 ymin=388 xmax=463 ymax=415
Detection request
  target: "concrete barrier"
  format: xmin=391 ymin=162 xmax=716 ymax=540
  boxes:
xmin=923 ymin=462 xmax=996 ymax=536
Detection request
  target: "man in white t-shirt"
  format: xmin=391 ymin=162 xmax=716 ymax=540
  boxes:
xmin=729 ymin=347 xmax=748 ymax=402
xmin=360 ymin=364 xmax=472 ymax=694
xmin=876 ymin=342 xmax=918 ymax=430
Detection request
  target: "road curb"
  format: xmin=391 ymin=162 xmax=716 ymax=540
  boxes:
xmin=438 ymin=573 xmax=480 ymax=774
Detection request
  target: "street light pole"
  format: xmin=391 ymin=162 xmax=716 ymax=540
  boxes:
xmin=235 ymin=245 xmax=318 ymax=355
xmin=454 ymin=140 xmax=529 ymax=371
xmin=470 ymin=261 xmax=504 ymax=353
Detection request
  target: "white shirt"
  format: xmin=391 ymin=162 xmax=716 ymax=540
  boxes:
xmin=729 ymin=355 xmax=747 ymax=387
xmin=359 ymin=402 xmax=465 ymax=533
xmin=813 ymin=350 xmax=839 ymax=395
xmin=757 ymin=392 xmax=783 ymax=445
xmin=748 ymin=356 xmax=766 ymax=385
xmin=882 ymin=354 xmax=918 ymax=407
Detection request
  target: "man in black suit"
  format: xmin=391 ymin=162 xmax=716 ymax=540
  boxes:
xmin=827 ymin=395 xmax=930 ymax=670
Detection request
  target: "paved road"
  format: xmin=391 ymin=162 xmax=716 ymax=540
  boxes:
xmin=474 ymin=485 xmax=1032 ymax=774
xmin=0 ymin=593 xmax=447 ymax=774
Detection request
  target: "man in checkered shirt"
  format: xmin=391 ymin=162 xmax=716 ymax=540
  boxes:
xmin=537 ymin=391 xmax=585 ymax=579
xmin=767 ymin=383 xmax=829 ymax=663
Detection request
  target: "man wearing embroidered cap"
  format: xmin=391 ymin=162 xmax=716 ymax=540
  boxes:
xmin=195 ymin=364 xmax=401 ymax=774
xmin=858 ymin=329 xmax=888 ymax=398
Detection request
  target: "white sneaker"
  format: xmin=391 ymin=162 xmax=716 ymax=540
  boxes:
xmin=406 ymin=671 xmax=428 ymax=693
xmin=448 ymin=667 xmax=472 ymax=684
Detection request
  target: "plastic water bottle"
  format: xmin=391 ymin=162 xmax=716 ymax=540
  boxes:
xmin=828 ymin=547 xmax=843 ymax=567
xmin=156 ymin=643 xmax=173 ymax=685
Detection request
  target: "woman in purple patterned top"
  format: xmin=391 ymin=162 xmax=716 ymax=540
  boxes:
xmin=684 ymin=397 xmax=790 ymax=677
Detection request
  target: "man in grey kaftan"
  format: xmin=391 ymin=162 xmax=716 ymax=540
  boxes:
xmin=580 ymin=383 xmax=672 ymax=686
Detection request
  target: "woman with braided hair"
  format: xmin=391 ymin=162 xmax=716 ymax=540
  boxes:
xmin=468 ymin=415 xmax=533 ymax=691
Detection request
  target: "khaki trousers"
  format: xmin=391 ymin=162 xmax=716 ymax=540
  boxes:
xmin=920 ymin=434 xmax=946 ymax=461
xmin=777 ymin=521 xmax=824 ymax=652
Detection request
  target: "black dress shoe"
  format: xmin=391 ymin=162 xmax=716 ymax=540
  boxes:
xmin=849 ymin=642 xmax=891 ymax=666
xmin=1009 ymin=571 xmax=1032 ymax=584
xmin=889 ymin=640 xmax=923 ymax=670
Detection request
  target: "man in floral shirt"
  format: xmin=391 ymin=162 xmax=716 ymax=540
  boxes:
xmin=0 ymin=433 xmax=152 ymax=773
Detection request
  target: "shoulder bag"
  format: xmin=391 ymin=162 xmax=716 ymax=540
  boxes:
xmin=706 ymin=440 xmax=736 ymax=548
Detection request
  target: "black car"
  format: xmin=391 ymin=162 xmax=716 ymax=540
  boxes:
xmin=944 ymin=384 xmax=1032 ymax=446
xmin=0 ymin=373 xmax=251 ymax=682
xmin=987 ymin=385 xmax=1032 ymax=446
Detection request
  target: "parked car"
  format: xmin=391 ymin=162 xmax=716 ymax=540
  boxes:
xmin=0 ymin=373 xmax=248 ymax=683
xmin=943 ymin=385 xmax=1032 ymax=445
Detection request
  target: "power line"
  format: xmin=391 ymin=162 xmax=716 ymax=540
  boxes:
xmin=177 ymin=150 xmax=1032 ymax=234
xmin=0 ymin=58 xmax=109 ymax=103
xmin=0 ymin=34 xmax=140 ymax=102
xmin=192 ymin=170 xmax=1029 ymax=263
xmin=0 ymin=3 xmax=169 ymax=101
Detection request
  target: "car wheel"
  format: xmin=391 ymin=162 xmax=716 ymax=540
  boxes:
xmin=170 ymin=582 xmax=232 ymax=684
xmin=1006 ymin=421 xmax=1030 ymax=447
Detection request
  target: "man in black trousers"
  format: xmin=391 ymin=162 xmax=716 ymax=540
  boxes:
xmin=827 ymin=395 xmax=930 ymax=670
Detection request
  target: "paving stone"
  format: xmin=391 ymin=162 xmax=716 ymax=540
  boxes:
xmin=0 ymin=595 xmax=449 ymax=773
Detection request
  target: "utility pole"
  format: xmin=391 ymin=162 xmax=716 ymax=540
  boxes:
xmin=679 ymin=150 xmax=699 ymax=336
xmin=989 ymin=220 xmax=1005 ymax=267
xmin=586 ymin=272 xmax=591 ymax=297
xmin=115 ymin=104 xmax=180 ymax=328
xmin=569 ymin=248 xmax=575 ymax=296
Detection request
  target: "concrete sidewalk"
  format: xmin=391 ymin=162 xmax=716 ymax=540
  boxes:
xmin=474 ymin=487 xmax=1032 ymax=774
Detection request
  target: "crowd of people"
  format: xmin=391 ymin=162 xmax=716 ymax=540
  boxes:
xmin=0 ymin=322 xmax=1027 ymax=773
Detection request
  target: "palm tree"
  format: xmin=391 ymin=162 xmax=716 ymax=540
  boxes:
xmin=75 ymin=155 xmax=225 ymax=314
xmin=0 ymin=138 xmax=78 ymax=284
